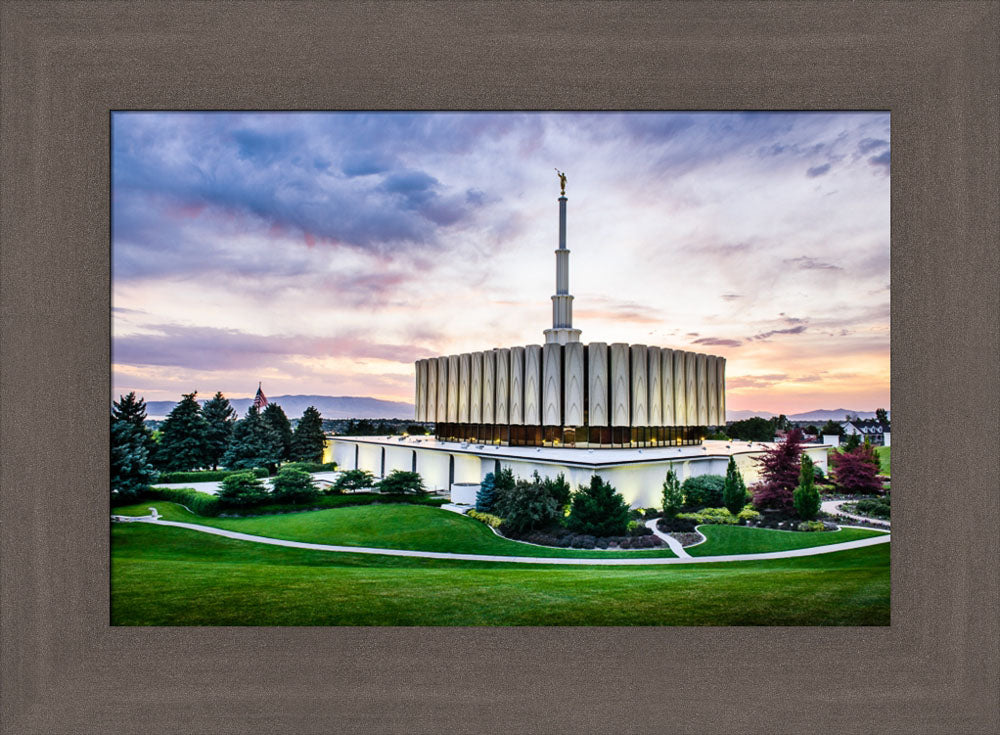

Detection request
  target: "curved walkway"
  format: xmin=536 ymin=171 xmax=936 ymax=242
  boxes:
xmin=821 ymin=499 xmax=891 ymax=528
xmin=113 ymin=515 xmax=890 ymax=565
xmin=644 ymin=518 xmax=696 ymax=558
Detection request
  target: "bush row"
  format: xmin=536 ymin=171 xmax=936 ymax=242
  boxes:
xmin=466 ymin=510 xmax=503 ymax=528
xmin=499 ymin=525 xmax=664 ymax=550
xmin=156 ymin=468 xmax=268 ymax=484
xmin=280 ymin=461 xmax=338 ymax=474
xmin=676 ymin=506 xmax=762 ymax=526
xmin=852 ymin=498 xmax=891 ymax=519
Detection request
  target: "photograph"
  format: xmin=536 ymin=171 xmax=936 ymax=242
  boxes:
xmin=110 ymin=110 xmax=891 ymax=626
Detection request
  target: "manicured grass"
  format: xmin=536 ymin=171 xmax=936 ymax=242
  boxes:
xmin=687 ymin=524 xmax=888 ymax=557
xmin=876 ymin=445 xmax=891 ymax=474
xmin=112 ymin=502 xmax=678 ymax=559
xmin=110 ymin=523 xmax=890 ymax=625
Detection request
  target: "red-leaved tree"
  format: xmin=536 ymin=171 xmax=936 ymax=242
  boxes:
xmin=830 ymin=448 xmax=883 ymax=494
xmin=751 ymin=428 xmax=804 ymax=512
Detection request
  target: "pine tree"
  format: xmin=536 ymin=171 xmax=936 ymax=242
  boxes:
xmin=875 ymin=408 xmax=888 ymax=425
xmin=566 ymin=474 xmax=630 ymax=537
xmin=792 ymin=454 xmax=821 ymax=520
xmin=155 ymin=391 xmax=209 ymax=471
xmin=202 ymin=391 xmax=237 ymax=470
xmin=290 ymin=406 xmax=326 ymax=462
xmin=111 ymin=419 xmax=157 ymax=501
xmin=476 ymin=472 xmax=496 ymax=512
xmin=722 ymin=456 xmax=748 ymax=515
xmin=661 ymin=466 xmax=683 ymax=518
xmin=112 ymin=391 xmax=154 ymax=454
xmin=222 ymin=406 xmax=284 ymax=473
xmin=262 ymin=403 xmax=293 ymax=462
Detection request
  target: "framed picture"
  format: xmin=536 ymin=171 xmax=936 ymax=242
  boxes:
xmin=2 ymin=2 xmax=996 ymax=733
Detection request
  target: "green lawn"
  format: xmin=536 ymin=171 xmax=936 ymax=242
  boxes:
xmin=876 ymin=445 xmax=891 ymax=474
xmin=688 ymin=524 xmax=887 ymax=557
xmin=111 ymin=523 xmax=891 ymax=625
xmin=112 ymin=502 xmax=678 ymax=559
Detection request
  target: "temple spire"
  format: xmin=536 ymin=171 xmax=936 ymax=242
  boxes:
xmin=544 ymin=172 xmax=581 ymax=345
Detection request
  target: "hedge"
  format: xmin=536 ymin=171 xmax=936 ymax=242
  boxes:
xmin=280 ymin=461 xmax=338 ymax=474
xmin=143 ymin=487 xmax=222 ymax=516
xmin=156 ymin=468 xmax=268 ymax=484
xmin=467 ymin=510 xmax=504 ymax=528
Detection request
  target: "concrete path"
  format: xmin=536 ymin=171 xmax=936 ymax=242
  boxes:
xmin=821 ymin=499 xmax=891 ymax=528
xmin=114 ymin=515 xmax=890 ymax=565
xmin=644 ymin=518 xmax=692 ymax=558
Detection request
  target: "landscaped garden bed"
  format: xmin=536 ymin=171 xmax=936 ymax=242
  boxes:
xmin=498 ymin=524 xmax=665 ymax=550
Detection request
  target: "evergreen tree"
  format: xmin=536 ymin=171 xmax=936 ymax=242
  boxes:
xmin=819 ymin=419 xmax=843 ymax=437
xmin=262 ymin=403 xmax=293 ymax=462
xmin=331 ymin=468 xmax=376 ymax=493
xmin=201 ymin=391 xmax=237 ymax=470
xmin=475 ymin=472 xmax=496 ymax=512
xmin=566 ymin=474 xmax=630 ymax=537
xmin=110 ymin=419 xmax=157 ymax=501
xmin=792 ymin=454 xmax=821 ymax=520
xmin=155 ymin=391 xmax=209 ymax=471
xmin=112 ymin=391 xmax=154 ymax=454
xmin=875 ymin=407 xmax=889 ymax=425
xmin=661 ymin=466 xmax=683 ymax=518
xmin=722 ymin=456 xmax=748 ymax=515
xmin=843 ymin=433 xmax=861 ymax=451
xmin=271 ymin=467 xmax=319 ymax=504
xmin=217 ymin=470 xmax=269 ymax=507
xmin=290 ymin=406 xmax=326 ymax=462
xmin=376 ymin=470 xmax=425 ymax=494
xmin=860 ymin=437 xmax=882 ymax=474
xmin=539 ymin=471 xmax=571 ymax=513
xmin=222 ymin=406 xmax=284 ymax=473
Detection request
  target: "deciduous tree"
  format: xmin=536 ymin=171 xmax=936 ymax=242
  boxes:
xmin=830 ymin=448 xmax=883 ymax=495
xmin=751 ymin=428 xmax=804 ymax=512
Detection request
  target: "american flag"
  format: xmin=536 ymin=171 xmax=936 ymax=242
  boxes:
xmin=253 ymin=382 xmax=269 ymax=409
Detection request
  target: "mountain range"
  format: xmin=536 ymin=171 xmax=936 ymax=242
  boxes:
xmin=143 ymin=394 xmax=882 ymax=424
xmin=725 ymin=408 xmax=886 ymax=422
xmin=143 ymin=395 xmax=414 ymax=420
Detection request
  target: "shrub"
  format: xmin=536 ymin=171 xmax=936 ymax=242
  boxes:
xmin=737 ymin=505 xmax=762 ymax=523
xmin=271 ymin=468 xmax=320 ymax=504
xmin=830 ymin=448 xmax=883 ymax=495
xmin=682 ymin=474 xmax=726 ymax=509
xmin=217 ymin=471 xmax=269 ymax=508
xmin=797 ymin=520 xmax=826 ymax=532
xmin=332 ymin=469 xmax=376 ymax=493
xmin=466 ymin=509 xmax=504 ymax=528
xmin=793 ymin=454 xmax=821 ymax=520
xmin=139 ymin=487 xmax=221 ymax=516
xmin=854 ymin=498 xmax=891 ymax=519
xmin=661 ymin=467 xmax=683 ymax=518
xmin=376 ymin=470 xmax=425 ymax=495
xmin=677 ymin=507 xmax=738 ymax=525
xmin=476 ymin=472 xmax=496 ymax=512
xmin=494 ymin=477 xmax=561 ymax=533
xmin=567 ymin=475 xmax=631 ymax=537
xmin=657 ymin=516 xmax=698 ymax=533
xmin=722 ymin=457 xmax=748 ymax=515
xmin=280 ymin=461 xmax=337 ymax=474
xmin=156 ymin=468 xmax=268 ymax=484
xmin=540 ymin=472 xmax=572 ymax=513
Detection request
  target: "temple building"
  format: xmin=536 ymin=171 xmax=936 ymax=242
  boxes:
xmin=413 ymin=184 xmax=726 ymax=448
xmin=325 ymin=178 xmax=830 ymax=506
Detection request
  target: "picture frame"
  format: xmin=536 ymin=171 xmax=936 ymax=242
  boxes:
xmin=2 ymin=2 xmax=997 ymax=732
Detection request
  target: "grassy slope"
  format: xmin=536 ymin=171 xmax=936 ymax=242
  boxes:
xmin=876 ymin=445 xmax=891 ymax=474
xmin=688 ymin=524 xmax=887 ymax=557
xmin=112 ymin=502 xmax=678 ymax=559
xmin=110 ymin=524 xmax=890 ymax=625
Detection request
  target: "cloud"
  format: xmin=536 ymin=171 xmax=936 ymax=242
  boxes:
xmin=113 ymin=324 xmax=431 ymax=372
xmin=783 ymin=256 xmax=842 ymax=271
xmin=750 ymin=325 xmax=808 ymax=341
xmin=806 ymin=163 xmax=831 ymax=178
xmin=720 ymin=293 xmax=742 ymax=302
xmin=869 ymin=150 xmax=890 ymax=170
xmin=858 ymin=138 xmax=888 ymax=153
xmin=692 ymin=337 xmax=742 ymax=347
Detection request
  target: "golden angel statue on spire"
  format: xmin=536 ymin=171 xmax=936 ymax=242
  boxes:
xmin=554 ymin=168 xmax=567 ymax=195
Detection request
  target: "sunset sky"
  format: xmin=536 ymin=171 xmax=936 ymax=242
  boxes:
xmin=112 ymin=111 xmax=890 ymax=416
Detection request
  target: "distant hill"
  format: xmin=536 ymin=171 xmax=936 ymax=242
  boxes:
xmin=143 ymin=395 xmax=414 ymax=420
xmin=726 ymin=408 xmax=883 ymax=422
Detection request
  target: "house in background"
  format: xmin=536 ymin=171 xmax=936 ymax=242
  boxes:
xmin=841 ymin=418 xmax=891 ymax=446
